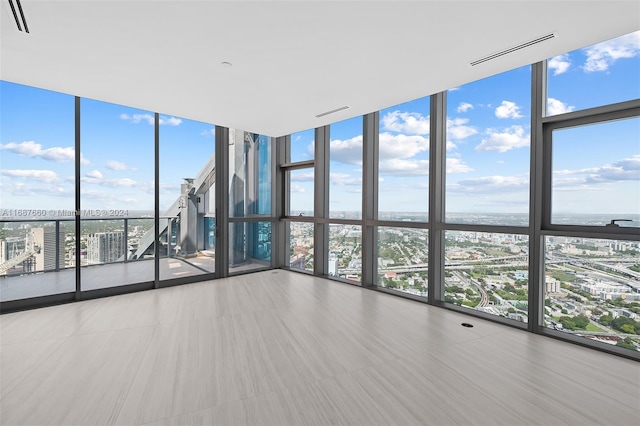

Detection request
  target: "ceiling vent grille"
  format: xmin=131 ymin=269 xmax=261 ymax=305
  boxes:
xmin=470 ymin=33 xmax=555 ymax=66
xmin=8 ymin=0 xmax=29 ymax=33
xmin=315 ymin=106 xmax=350 ymax=118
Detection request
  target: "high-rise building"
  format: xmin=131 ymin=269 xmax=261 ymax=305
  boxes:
xmin=87 ymin=231 xmax=126 ymax=264
xmin=31 ymin=227 xmax=65 ymax=272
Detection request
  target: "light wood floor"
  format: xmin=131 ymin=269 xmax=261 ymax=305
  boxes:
xmin=1 ymin=270 xmax=638 ymax=425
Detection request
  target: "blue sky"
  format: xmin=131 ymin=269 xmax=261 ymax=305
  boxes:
xmin=1 ymin=85 xmax=215 ymax=213
xmin=2 ymin=31 xmax=639 ymax=217
xmin=290 ymin=30 xmax=640 ymax=217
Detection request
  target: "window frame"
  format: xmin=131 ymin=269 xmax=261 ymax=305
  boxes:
xmin=541 ymin=99 xmax=640 ymax=238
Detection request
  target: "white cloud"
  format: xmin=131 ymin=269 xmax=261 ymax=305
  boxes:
xmin=548 ymin=54 xmax=571 ymax=75
xmin=200 ymin=128 xmax=216 ymax=137
xmin=106 ymin=160 xmax=137 ymax=171
xmin=329 ymin=135 xmax=363 ymax=165
xmin=379 ymin=132 xmax=429 ymax=160
xmin=583 ymin=31 xmax=640 ymax=72
xmin=290 ymin=183 xmax=305 ymax=193
xmin=1 ymin=169 xmax=59 ymax=183
xmin=290 ymin=172 xmax=315 ymax=182
xmin=120 ymin=113 xmax=154 ymax=125
xmin=446 ymin=158 xmax=473 ymax=174
xmin=379 ymin=159 xmax=430 ymax=176
xmin=330 ymin=173 xmax=361 ymax=186
xmin=495 ymin=101 xmax=523 ymax=119
xmin=554 ymin=155 xmax=640 ymax=184
xmin=448 ymin=175 xmax=529 ymax=194
xmin=120 ymin=113 xmax=182 ymax=126
xmin=547 ymin=98 xmax=576 ymax=116
xmin=306 ymin=141 xmax=316 ymax=158
xmin=447 ymin=118 xmax=478 ymax=140
xmin=456 ymin=102 xmax=474 ymax=113
xmin=81 ymin=176 xmax=137 ymax=188
xmin=86 ymin=170 xmax=103 ymax=179
xmin=159 ymin=116 xmax=182 ymax=126
xmin=475 ymin=126 xmax=529 ymax=153
xmin=381 ymin=111 xmax=430 ymax=135
xmin=0 ymin=182 xmax=69 ymax=197
xmin=0 ymin=141 xmax=90 ymax=165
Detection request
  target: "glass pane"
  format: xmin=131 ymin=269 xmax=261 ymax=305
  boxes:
xmin=446 ymin=66 xmax=531 ymax=226
xmin=80 ymin=99 xmax=155 ymax=290
xmin=551 ymin=117 xmax=640 ymax=227
xmin=291 ymin=129 xmax=314 ymax=163
xmin=0 ymin=220 xmax=73 ymax=301
xmin=444 ymin=231 xmax=529 ymax=322
xmin=0 ymin=82 xmax=75 ymax=301
xmin=288 ymin=222 xmax=313 ymax=272
xmin=329 ymin=117 xmax=362 ymax=219
xmin=377 ymin=227 xmax=428 ymax=297
xmin=544 ymin=236 xmax=640 ymax=352
xmin=289 ymin=168 xmax=314 ymax=216
xmin=378 ymin=97 xmax=429 ymax=221
xmin=159 ymin=117 xmax=216 ymax=281
xmin=229 ymin=130 xmax=272 ymax=217
xmin=229 ymin=221 xmax=271 ymax=274
xmin=547 ymin=30 xmax=640 ymax=116
xmin=328 ymin=224 xmax=362 ymax=283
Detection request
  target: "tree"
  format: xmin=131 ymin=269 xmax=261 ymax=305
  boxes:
xmin=599 ymin=314 xmax=612 ymax=326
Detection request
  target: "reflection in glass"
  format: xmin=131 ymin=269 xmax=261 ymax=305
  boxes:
xmin=544 ymin=236 xmax=640 ymax=352
xmin=377 ymin=227 xmax=428 ymax=297
xmin=229 ymin=221 xmax=271 ymax=274
xmin=328 ymin=224 xmax=362 ymax=283
xmin=444 ymin=231 xmax=529 ymax=322
xmin=288 ymin=222 xmax=314 ymax=272
xmin=229 ymin=130 xmax=272 ymax=218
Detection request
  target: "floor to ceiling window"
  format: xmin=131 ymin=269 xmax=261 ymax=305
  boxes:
xmin=80 ymin=99 xmax=155 ymax=290
xmin=228 ymin=129 xmax=273 ymax=274
xmin=0 ymin=82 xmax=75 ymax=301
xmin=443 ymin=65 xmax=532 ymax=322
xmin=376 ymin=97 xmax=430 ymax=295
xmin=328 ymin=117 xmax=363 ymax=282
xmin=540 ymin=31 xmax=640 ymax=354
xmin=159 ymin=117 xmax=216 ymax=281
xmin=284 ymin=129 xmax=315 ymax=273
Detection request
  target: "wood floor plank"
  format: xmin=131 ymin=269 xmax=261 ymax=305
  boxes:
xmin=1 ymin=270 xmax=638 ymax=426
xmin=0 ymin=337 xmax=66 ymax=399
xmin=1 ymin=326 xmax=154 ymax=425
xmin=0 ymin=297 xmax=106 ymax=345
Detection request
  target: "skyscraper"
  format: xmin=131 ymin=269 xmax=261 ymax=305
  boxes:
xmin=31 ymin=227 xmax=65 ymax=271
xmin=87 ymin=231 xmax=126 ymax=264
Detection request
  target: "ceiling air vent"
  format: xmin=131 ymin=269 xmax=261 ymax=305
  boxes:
xmin=315 ymin=106 xmax=350 ymax=118
xmin=8 ymin=0 xmax=29 ymax=33
xmin=470 ymin=33 xmax=555 ymax=67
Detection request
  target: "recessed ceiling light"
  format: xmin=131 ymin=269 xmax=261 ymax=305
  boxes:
xmin=220 ymin=61 xmax=232 ymax=68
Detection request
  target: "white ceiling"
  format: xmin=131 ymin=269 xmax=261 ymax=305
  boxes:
xmin=1 ymin=1 xmax=639 ymax=137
